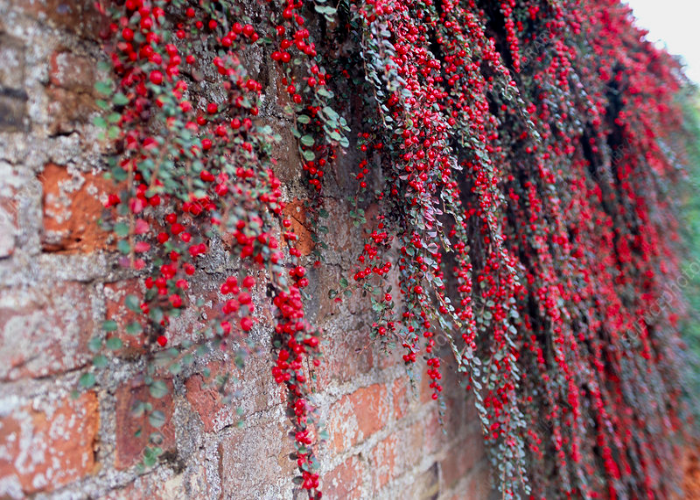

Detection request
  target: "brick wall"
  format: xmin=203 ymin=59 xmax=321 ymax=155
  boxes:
xmin=0 ymin=2 xmax=492 ymax=498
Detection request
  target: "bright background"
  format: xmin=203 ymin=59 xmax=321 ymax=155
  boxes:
xmin=624 ymin=0 xmax=700 ymax=83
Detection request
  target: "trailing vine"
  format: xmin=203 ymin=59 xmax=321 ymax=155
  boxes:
xmin=89 ymin=0 xmax=692 ymax=498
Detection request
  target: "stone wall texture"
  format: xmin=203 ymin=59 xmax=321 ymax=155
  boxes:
xmin=0 ymin=1 xmax=491 ymax=498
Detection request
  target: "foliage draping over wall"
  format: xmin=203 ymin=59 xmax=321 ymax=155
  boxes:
xmin=92 ymin=0 xmax=693 ymax=497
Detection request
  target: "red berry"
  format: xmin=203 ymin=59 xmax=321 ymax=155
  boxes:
xmin=240 ymin=317 xmax=253 ymax=331
xmin=149 ymin=71 xmax=163 ymax=85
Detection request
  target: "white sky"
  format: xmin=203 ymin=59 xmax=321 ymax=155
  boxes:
xmin=624 ymin=0 xmax=700 ymax=83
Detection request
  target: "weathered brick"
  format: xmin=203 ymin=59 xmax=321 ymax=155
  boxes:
xmin=395 ymin=462 xmax=439 ymax=500
xmin=41 ymin=163 xmax=110 ymax=253
xmin=185 ymin=361 xmax=235 ymax=433
xmin=98 ymin=471 xmax=186 ymax=500
xmin=115 ymin=379 xmax=176 ymax=470
xmin=9 ymin=0 xmax=109 ymax=40
xmin=369 ymin=422 xmax=423 ymax=491
xmin=104 ymin=280 xmax=146 ymax=354
xmin=0 ymin=392 xmax=99 ymax=495
xmin=464 ymin=461 xmax=495 ymax=500
xmin=369 ymin=433 xmax=397 ymax=490
xmin=218 ymin=422 xmax=297 ymax=499
xmin=323 ymin=456 xmax=364 ymax=500
xmin=0 ymin=282 xmax=94 ymax=380
xmin=0 ymin=34 xmax=25 ymax=90
xmin=49 ymin=49 xmax=95 ymax=93
xmin=328 ymin=384 xmax=390 ymax=451
xmin=47 ymin=86 xmax=98 ymax=135
xmin=0 ymin=195 xmax=17 ymax=258
xmin=0 ymin=90 xmax=28 ymax=132
xmin=392 ymin=377 xmax=411 ymax=421
xmin=315 ymin=308 xmax=374 ymax=385
xmin=440 ymin=430 xmax=484 ymax=489
xmin=281 ymin=199 xmax=314 ymax=256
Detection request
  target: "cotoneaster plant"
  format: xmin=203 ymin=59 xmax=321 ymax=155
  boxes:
xmin=87 ymin=0 xmax=692 ymax=498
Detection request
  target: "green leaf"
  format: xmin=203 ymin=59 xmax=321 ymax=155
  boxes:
xmin=150 ymin=307 xmax=164 ymax=324
xmin=125 ymin=322 xmax=142 ymax=335
xmin=103 ymin=320 xmax=118 ymax=332
xmin=88 ymin=337 xmax=103 ymax=352
xmin=298 ymin=115 xmax=311 ymax=124
xmin=93 ymin=354 xmax=108 ymax=368
xmin=149 ymin=410 xmax=167 ymax=428
xmin=143 ymin=446 xmax=158 ymax=467
xmin=95 ymin=81 xmax=112 ymax=95
xmin=302 ymin=150 xmax=315 ymax=161
xmin=125 ymin=294 xmax=141 ymax=313
xmin=106 ymin=337 xmax=123 ymax=350
xmin=149 ymin=380 xmax=169 ymax=399
xmin=113 ymin=93 xmax=129 ymax=105
xmin=114 ymin=222 xmax=129 ymax=237
xmin=300 ymin=135 xmax=315 ymax=147
xmin=93 ymin=116 xmax=107 ymax=129
xmin=79 ymin=372 xmax=96 ymax=388
xmin=117 ymin=239 xmax=131 ymax=255
xmin=131 ymin=401 xmax=146 ymax=417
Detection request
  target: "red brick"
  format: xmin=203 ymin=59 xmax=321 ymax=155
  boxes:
xmin=328 ymin=384 xmax=390 ymax=451
xmin=0 ymin=392 xmax=99 ymax=494
xmin=41 ymin=163 xmax=111 ymax=253
xmin=115 ymin=379 xmax=176 ymax=470
xmin=324 ymin=456 xmax=364 ymax=500
xmin=440 ymin=430 xmax=484 ymax=489
xmin=0 ymin=282 xmax=94 ymax=380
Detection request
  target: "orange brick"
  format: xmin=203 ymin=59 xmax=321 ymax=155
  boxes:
xmin=41 ymin=163 xmax=111 ymax=253
xmin=0 ymin=392 xmax=99 ymax=494
xmin=328 ymin=384 xmax=390 ymax=451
